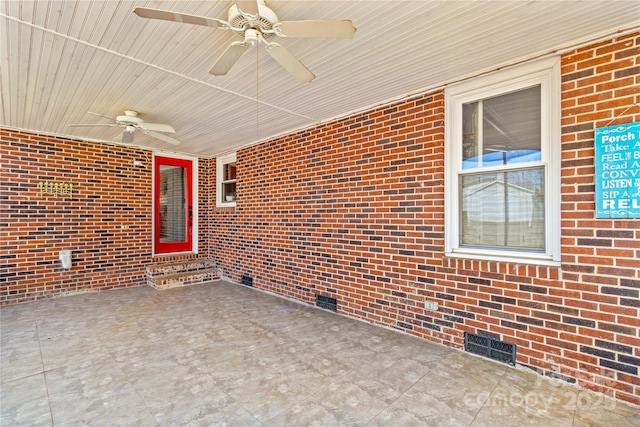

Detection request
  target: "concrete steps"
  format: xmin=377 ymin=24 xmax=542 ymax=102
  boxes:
xmin=147 ymin=259 xmax=218 ymax=290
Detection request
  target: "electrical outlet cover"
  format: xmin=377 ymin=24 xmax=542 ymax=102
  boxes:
xmin=424 ymin=301 xmax=439 ymax=311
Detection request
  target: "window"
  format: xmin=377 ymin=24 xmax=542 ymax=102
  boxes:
xmin=445 ymin=57 xmax=560 ymax=265
xmin=217 ymin=152 xmax=237 ymax=207
xmin=153 ymin=155 xmax=198 ymax=255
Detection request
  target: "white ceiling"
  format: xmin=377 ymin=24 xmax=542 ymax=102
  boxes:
xmin=2 ymin=1 xmax=639 ymax=158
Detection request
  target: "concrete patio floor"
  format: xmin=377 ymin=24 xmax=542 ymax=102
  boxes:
xmin=1 ymin=280 xmax=639 ymax=426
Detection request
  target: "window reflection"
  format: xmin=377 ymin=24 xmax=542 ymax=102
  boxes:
xmin=460 ymin=168 xmax=545 ymax=250
xmin=463 ymin=86 xmax=541 ymax=169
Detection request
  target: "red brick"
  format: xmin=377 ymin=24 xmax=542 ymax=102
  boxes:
xmin=2 ymin=31 xmax=639 ymax=406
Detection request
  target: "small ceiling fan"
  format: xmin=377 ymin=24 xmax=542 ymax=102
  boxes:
xmin=69 ymin=110 xmax=180 ymax=145
xmin=133 ymin=0 xmax=356 ymax=83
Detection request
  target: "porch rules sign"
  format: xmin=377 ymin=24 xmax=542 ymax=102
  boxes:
xmin=595 ymin=121 xmax=640 ymax=218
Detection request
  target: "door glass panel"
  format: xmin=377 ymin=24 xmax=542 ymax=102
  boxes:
xmin=159 ymin=165 xmax=186 ymax=243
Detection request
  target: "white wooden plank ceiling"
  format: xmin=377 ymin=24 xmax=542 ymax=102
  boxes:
xmin=1 ymin=0 xmax=639 ymax=157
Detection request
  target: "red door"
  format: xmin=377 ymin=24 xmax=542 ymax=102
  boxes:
xmin=154 ymin=156 xmax=193 ymax=254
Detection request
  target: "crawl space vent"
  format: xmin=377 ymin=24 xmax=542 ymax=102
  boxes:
xmin=315 ymin=295 xmax=337 ymax=312
xmin=464 ymin=332 xmax=516 ymax=365
xmin=241 ymin=274 xmax=253 ymax=287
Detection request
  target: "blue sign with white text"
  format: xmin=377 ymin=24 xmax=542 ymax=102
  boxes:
xmin=595 ymin=121 xmax=640 ymax=218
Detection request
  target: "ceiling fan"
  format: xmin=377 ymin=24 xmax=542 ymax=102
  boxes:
xmin=69 ymin=110 xmax=180 ymax=145
xmin=133 ymin=0 xmax=356 ymax=83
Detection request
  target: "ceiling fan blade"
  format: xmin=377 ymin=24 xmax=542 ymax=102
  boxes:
xmin=133 ymin=7 xmax=228 ymax=29
xmin=140 ymin=129 xmax=181 ymax=145
xmin=236 ymin=0 xmax=259 ymax=15
xmin=139 ymin=123 xmax=175 ymax=133
xmin=69 ymin=123 xmax=120 ymax=128
xmin=275 ymin=20 xmax=357 ymax=39
xmin=87 ymin=111 xmax=117 ymax=122
xmin=209 ymin=42 xmax=248 ymax=75
xmin=264 ymin=43 xmax=315 ymax=83
xmin=122 ymin=130 xmax=135 ymax=144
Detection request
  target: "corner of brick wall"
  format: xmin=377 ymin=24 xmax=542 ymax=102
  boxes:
xmin=209 ymin=32 xmax=640 ymax=405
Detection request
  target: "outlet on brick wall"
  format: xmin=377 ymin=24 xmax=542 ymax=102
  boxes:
xmin=424 ymin=301 xmax=438 ymax=311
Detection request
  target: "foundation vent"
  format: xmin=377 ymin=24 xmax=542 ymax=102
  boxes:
xmin=316 ymin=295 xmax=337 ymax=312
xmin=241 ymin=274 xmax=253 ymax=287
xmin=464 ymin=332 xmax=516 ymax=365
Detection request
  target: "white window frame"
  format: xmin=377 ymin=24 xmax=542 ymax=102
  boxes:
xmin=152 ymin=152 xmax=198 ymax=255
xmin=217 ymin=152 xmax=237 ymax=207
xmin=444 ymin=57 xmax=561 ymax=265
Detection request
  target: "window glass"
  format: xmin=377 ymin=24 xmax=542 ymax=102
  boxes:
xmin=460 ymin=167 xmax=545 ymax=250
xmin=217 ymin=153 xmax=237 ymax=206
xmin=462 ymin=86 xmax=541 ymax=169
xmin=222 ymin=162 xmax=236 ymax=203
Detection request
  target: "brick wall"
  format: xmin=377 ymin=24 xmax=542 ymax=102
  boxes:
xmin=558 ymin=32 xmax=640 ymax=403
xmin=0 ymin=132 xmax=155 ymax=302
xmin=198 ymin=157 xmax=214 ymax=260
xmin=1 ymin=132 xmax=211 ymax=303
xmin=0 ymin=132 xmax=215 ymax=304
xmin=1 ymin=32 xmax=638 ymax=404
xmin=210 ymin=32 xmax=639 ymax=404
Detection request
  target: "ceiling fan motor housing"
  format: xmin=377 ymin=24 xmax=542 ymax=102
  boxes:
xmin=228 ymin=1 xmax=278 ymax=40
xmin=116 ymin=110 xmax=143 ymax=125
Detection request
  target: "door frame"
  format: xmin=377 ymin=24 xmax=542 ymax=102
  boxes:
xmin=153 ymin=154 xmax=198 ymax=255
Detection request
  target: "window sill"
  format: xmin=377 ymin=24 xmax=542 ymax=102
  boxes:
xmin=216 ymin=202 xmax=236 ymax=209
xmin=446 ymin=248 xmax=560 ymax=267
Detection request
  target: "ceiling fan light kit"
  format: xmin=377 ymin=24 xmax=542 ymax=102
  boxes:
xmin=133 ymin=0 xmax=356 ymax=83
xmin=243 ymin=28 xmax=259 ymax=47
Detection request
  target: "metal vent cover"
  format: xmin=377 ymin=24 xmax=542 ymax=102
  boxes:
xmin=241 ymin=274 xmax=253 ymax=287
xmin=464 ymin=332 xmax=516 ymax=365
xmin=316 ymin=295 xmax=337 ymax=312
